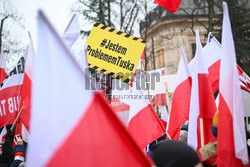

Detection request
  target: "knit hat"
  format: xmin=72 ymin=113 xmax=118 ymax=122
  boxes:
xmin=213 ymin=110 xmax=219 ymax=127
xmin=150 ymin=140 xmax=200 ymax=167
xmin=211 ymin=110 xmax=219 ymax=137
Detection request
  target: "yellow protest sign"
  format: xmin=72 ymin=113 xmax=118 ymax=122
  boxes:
xmin=86 ymin=22 xmax=146 ymax=84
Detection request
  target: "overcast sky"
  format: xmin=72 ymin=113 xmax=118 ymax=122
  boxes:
xmin=5 ymin=0 xmax=155 ymax=69
xmin=15 ymin=0 xmax=78 ymax=47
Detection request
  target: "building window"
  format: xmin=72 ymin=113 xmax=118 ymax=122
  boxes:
xmin=156 ymin=49 xmax=164 ymax=68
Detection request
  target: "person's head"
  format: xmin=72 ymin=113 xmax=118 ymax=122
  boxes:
xmin=178 ymin=130 xmax=188 ymax=144
xmin=150 ymin=140 xmax=202 ymax=167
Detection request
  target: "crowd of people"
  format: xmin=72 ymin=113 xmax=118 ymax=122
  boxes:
xmin=0 ymin=110 xmax=250 ymax=167
xmin=0 ymin=128 xmax=26 ymax=167
xmin=0 ymin=109 xmax=249 ymax=167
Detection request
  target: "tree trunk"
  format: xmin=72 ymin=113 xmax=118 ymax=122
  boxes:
xmin=0 ymin=16 xmax=8 ymax=54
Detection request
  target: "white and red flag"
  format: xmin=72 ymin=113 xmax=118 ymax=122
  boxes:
xmin=19 ymin=32 xmax=35 ymax=133
xmin=127 ymin=81 xmax=166 ymax=149
xmin=61 ymin=14 xmax=80 ymax=48
xmin=19 ymin=14 xmax=81 ymax=134
xmin=217 ymin=2 xmax=248 ymax=166
xmin=189 ymin=36 xmax=221 ymax=93
xmin=0 ymin=50 xmax=27 ymax=127
xmin=190 ymin=33 xmax=250 ymax=94
xmin=187 ymin=30 xmax=216 ymax=151
xmin=0 ymin=51 xmax=7 ymax=84
xmin=26 ymin=10 xmax=153 ymax=167
xmin=113 ymin=77 xmax=166 ymax=149
xmin=167 ymin=47 xmax=192 ymax=140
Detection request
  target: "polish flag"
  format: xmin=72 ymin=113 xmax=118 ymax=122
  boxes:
xmin=189 ymin=36 xmax=221 ymax=93
xmin=167 ymin=47 xmax=192 ymax=140
xmin=19 ymin=14 xmax=81 ymax=133
xmin=190 ymin=34 xmax=249 ymax=94
xmin=127 ymin=81 xmax=166 ymax=149
xmin=153 ymin=0 xmax=182 ymax=14
xmin=0 ymin=51 xmax=27 ymax=127
xmin=112 ymin=78 xmax=166 ymax=149
xmin=61 ymin=14 xmax=81 ymax=48
xmin=217 ymin=2 xmax=248 ymax=166
xmin=26 ymin=10 xmax=153 ymax=167
xmin=0 ymin=51 xmax=7 ymax=84
xmin=19 ymin=32 xmax=35 ymax=132
xmin=187 ymin=30 xmax=216 ymax=151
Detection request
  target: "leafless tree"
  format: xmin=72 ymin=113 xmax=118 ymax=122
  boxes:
xmin=0 ymin=0 xmax=25 ymax=68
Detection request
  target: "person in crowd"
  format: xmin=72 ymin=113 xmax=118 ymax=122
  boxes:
xmin=0 ymin=129 xmax=14 ymax=167
xmin=198 ymin=110 xmax=218 ymax=167
xmin=179 ymin=121 xmax=188 ymax=144
xmin=10 ymin=135 xmax=25 ymax=167
xmin=150 ymin=140 xmax=202 ymax=167
xmin=147 ymin=134 xmax=167 ymax=156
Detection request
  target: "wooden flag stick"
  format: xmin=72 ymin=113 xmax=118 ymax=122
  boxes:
xmin=10 ymin=104 xmax=25 ymax=132
xmin=164 ymin=81 xmax=172 ymax=140
xmin=164 ymin=81 xmax=171 ymax=115
xmin=200 ymin=118 xmax=205 ymax=147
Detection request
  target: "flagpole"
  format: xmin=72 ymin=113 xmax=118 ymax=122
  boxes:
xmin=164 ymin=81 xmax=172 ymax=140
xmin=121 ymin=0 xmax=137 ymax=31
xmin=10 ymin=104 xmax=25 ymax=132
xmin=200 ymin=118 xmax=204 ymax=147
xmin=164 ymin=81 xmax=171 ymax=115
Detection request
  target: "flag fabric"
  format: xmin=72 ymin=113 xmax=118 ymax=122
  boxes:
xmin=167 ymin=47 xmax=192 ymax=140
xmin=26 ymin=10 xmax=153 ymax=167
xmin=189 ymin=36 xmax=221 ymax=93
xmin=142 ymin=67 xmax=168 ymax=107
xmin=112 ymin=78 xmax=166 ymax=149
xmin=0 ymin=126 xmax=7 ymax=142
xmin=0 ymin=51 xmax=8 ymax=84
xmin=217 ymin=2 xmax=248 ymax=166
xmin=237 ymin=66 xmax=250 ymax=93
xmin=153 ymin=0 xmax=182 ymax=14
xmin=19 ymin=16 xmax=81 ymax=134
xmin=160 ymin=105 xmax=168 ymax=128
xmin=0 ymin=51 xmax=27 ymax=127
xmin=19 ymin=33 xmax=35 ymax=132
xmin=61 ymin=14 xmax=80 ymax=48
xmin=127 ymin=80 xmax=166 ymax=149
xmin=187 ymin=30 xmax=216 ymax=151
xmin=191 ymin=34 xmax=250 ymax=94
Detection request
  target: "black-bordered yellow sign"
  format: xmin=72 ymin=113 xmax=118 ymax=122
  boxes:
xmin=86 ymin=22 xmax=146 ymax=84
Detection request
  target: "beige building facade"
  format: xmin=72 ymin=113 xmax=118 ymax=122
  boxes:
xmin=143 ymin=16 xmax=209 ymax=74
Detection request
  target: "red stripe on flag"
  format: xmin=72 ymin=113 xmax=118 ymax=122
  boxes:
xmin=47 ymin=93 xmax=153 ymax=166
xmin=19 ymin=73 xmax=32 ymax=131
xmin=217 ymin=94 xmax=245 ymax=167
xmin=128 ymin=104 xmax=165 ymax=149
xmin=208 ymin=60 xmax=220 ymax=93
xmin=153 ymin=0 xmax=182 ymax=14
xmin=168 ymin=77 xmax=192 ymax=140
